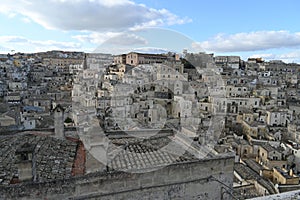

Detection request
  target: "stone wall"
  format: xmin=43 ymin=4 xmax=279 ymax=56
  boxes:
xmin=0 ymin=154 xmax=234 ymax=200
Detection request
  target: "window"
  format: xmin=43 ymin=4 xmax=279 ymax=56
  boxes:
xmin=20 ymin=153 xmax=29 ymax=161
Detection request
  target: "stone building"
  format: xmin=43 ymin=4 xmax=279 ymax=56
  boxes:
xmin=257 ymin=143 xmax=287 ymax=169
xmin=266 ymin=110 xmax=290 ymax=127
xmin=234 ymin=162 xmax=277 ymax=198
xmin=273 ymin=167 xmax=299 ymax=185
xmin=215 ymin=56 xmax=240 ymax=69
xmin=114 ymin=52 xmax=168 ymax=66
xmin=42 ymin=57 xmax=83 ymax=67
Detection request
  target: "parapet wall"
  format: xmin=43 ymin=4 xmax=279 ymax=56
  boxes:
xmin=0 ymin=154 xmax=234 ymax=200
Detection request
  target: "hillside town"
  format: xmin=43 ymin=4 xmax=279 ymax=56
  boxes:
xmin=0 ymin=50 xmax=300 ymax=199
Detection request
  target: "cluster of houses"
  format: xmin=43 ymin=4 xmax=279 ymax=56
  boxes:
xmin=0 ymin=51 xmax=113 ymax=131
xmin=213 ymin=56 xmax=300 ymax=197
xmin=95 ymin=52 xmax=300 ymax=198
xmin=0 ymin=50 xmax=300 ymax=199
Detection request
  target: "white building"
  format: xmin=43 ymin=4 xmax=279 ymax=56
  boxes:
xmin=266 ymin=110 xmax=290 ymax=127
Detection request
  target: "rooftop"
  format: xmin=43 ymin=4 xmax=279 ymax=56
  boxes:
xmin=108 ymin=142 xmax=194 ymax=172
xmin=234 ymin=163 xmax=276 ymax=194
xmin=244 ymin=159 xmax=264 ymax=174
xmin=0 ymin=133 xmax=78 ymax=185
xmin=105 ymin=129 xmax=221 ymax=172
xmin=261 ymin=143 xmax=284 ymax=153
xmin=249 ymin=189 xmax=300 ymax=200
xmin=274 ymin=167 xmax=296 ymax=179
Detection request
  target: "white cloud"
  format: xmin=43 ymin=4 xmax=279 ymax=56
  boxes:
xmin=199 ymin=31 xmax=300 ymax=52
xmin=249 ymin=53 xmax=276 ymax=60
xmin=21 ymin=17 xmax=31 ymax=23
xmin=101 ymin=33 xmax=148 ymax=46
xmin=90 ymin=33 xmax=149 ymax=54
xmin=0 ymin=35 xmax=81 ymax=53
xmin=0 ymin=0 xmax=191 ymax=31
xmin=72 ymin=32 xmax=147 ymax=47
xmin=191 ymin=42 xmax=206 ymax=53
xmin=72 ymin=32 xmax=121 ymax=44
xmin=279 ymin=51 xmax=300 ymax=60
xmin=249 ymin=51 xmax=300 ymax=63
xmin=132 ymin=47 xmax=169 ymax=54
xmin=30 ymin=40 xmax=81 ymax=49
xmin=92 ymin=46 xmax=170 ymax=55
xmin=0 ymin=36 xmax=29 ymax=43
xmin=0 ymin=45 xmax=10 ymax=53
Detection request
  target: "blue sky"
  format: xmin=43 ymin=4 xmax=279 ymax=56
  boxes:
xmin=0 ymin=0 xmax=300 ymax=62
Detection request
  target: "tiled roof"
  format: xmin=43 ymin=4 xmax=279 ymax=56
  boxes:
xmin=261 ymin=143 xmax=285 ymax=153
xmin=234 ymin=163 xmax=276 ymax=194
xmin=261 ymin=143 xmax=276 ymax=152
xmin=108 ymin=142 xmax=194 ymax=172
xmin=0 ymin=133 xmax=78 ymax=185
xmin=244 ymin=159 xmax=264 ymax=174
xmin=235 ymin=163 xmax=257 ymax=180
xmin=104 ymin=131 xmax=200 ymax=172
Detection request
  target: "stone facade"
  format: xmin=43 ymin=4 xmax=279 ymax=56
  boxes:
xmin=114 ymin=52 xmax=168 ymax=66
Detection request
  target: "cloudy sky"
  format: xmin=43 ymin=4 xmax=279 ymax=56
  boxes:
xmin=0 ymin=0 xmax=300 ymax=62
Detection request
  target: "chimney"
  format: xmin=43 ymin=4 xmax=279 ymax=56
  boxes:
xmin=54 ymin=104 xmax=65 ymax=138
xmin=289 ymin=169 xmax=293 ymax=177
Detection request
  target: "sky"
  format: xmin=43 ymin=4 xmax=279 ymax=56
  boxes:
xmin=0 ymin=0 xmax=300 ymax=63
